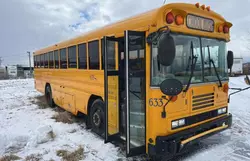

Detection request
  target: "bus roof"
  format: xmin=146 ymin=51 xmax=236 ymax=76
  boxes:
xmin=34 ymin=3 xmax=230 ymax=55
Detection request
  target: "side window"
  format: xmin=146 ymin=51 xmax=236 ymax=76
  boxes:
xmin=60 ymin=48 xmax=67 ymax=69
xmin=37 ymin=55 xmax=40 ymax=68
xmin=68 ymin=46 xmax=77 ymax=68
xmin=49 ymin=52 xmax=54 ymax=68
xmin=44 ymin=53 xmax=49 ymax=68
xmin=78 ymin=43 xmax=87 ymax=69
xmin=54 ymin=50 xmax=59 ymax=69
xmin=88 ymin=40 xmax=100 ymax=69
xmin=40 ymin=54 xmax=44 ymax=68
xmin=106 ymin=40 xmax=116 ymax=70
xmin=34 ymin=56 xmax=37 ymax=68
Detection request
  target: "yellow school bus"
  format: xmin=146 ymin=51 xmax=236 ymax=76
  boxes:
xmin=33 ymin=3 xmax=234 ymax=160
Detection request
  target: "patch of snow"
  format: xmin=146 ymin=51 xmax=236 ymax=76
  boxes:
xmin=0 ymin=79 xmax=121 ymax=160
xmin=28 ymin=125 xmax=54 ymax=147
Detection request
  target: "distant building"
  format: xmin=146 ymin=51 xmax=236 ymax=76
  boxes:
xmin=243 ymin=63 xmax=250 ymax=75
xmin=22 ymin=67 xmax=34 ymax=78
xmin=232 ymin=58 xmax=243 ymax=75
xmin=6 ymin=65 xmax=26 ymax=78
xmin=0 ymin=66 xmax=7 ymax=79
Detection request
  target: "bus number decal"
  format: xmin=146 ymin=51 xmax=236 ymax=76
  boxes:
xmin=149 ymin=98 xmax=164 ymax=107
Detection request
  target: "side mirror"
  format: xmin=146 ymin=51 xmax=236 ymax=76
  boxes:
xmin=160 ymin=79 xmax=183 ymax=96
xmin=245 ymin=75 xmax=250 ymax=85
xmin=227 ymin=50 xmax=234 ymax=69
xmin=158 ymin=33 xmax=176 ymax=66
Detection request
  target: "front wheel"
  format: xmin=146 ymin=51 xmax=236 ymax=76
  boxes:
xmin=90 ymin=99 xmax=105 ymax=138
xmin=45 ymin=85 xmax=55 ymax=108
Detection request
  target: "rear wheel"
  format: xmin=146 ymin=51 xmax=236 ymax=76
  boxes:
xmin=45 ymin=85 xmax=55 ymax=108
xmin=90 ymin=99 xmax=105 ymax=138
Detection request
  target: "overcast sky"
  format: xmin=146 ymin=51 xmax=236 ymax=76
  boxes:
xmin=0 ymin=0 xmax=250 ymax=66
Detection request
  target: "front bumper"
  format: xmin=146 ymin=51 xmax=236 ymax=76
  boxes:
xmin=148 ymin=114 xmax=232 ymax=159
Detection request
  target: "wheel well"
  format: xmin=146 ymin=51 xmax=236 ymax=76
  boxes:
xmin=87 ymin=95 xmax=103 ymax=116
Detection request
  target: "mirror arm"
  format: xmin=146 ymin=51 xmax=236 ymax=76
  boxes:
xmin=161 ymin=96 xmax=173 ymax=118
xmin=228 ymin=86 xmax=250 ymax=102
xmin=146 ymin=26 xmax=170 ymax=44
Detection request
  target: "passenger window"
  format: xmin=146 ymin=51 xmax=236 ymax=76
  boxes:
xmin=34 ymin=56 xmax=37 ymax=68
xmin=44 ymin=53 xmax=49 ymax=68
xmin=101 ymin=40 xmax=116 ymax=70
xmin=40 ymin=54 xmax=44 ymax=68
xmin=60 ymin=48 xmax=67 ymax=69
xmin=54 ymin=50 xmax=59 ymax=69
xmin=78 ymin=43 xmax=87 ymax=69
xmin=88 ymin=40 xmax=99 ymax=69
xmin=37 ymin=55 xmax=40 ymax=68
xmin=49 ymin=51 xmax=54 ymax=68
xmin=68 ymin=46 xmax=77 ymax=68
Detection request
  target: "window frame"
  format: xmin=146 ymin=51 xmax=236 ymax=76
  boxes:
xmin=78 ymin=43 xmax=88 ymax=69
xmin=60 ymin=48 xmax=67 ymax=69
xmin=34 ymin=56 xmax=37 ymax=68
xmin=49 ymin=51 xmax=54 ymax=69
xmin=40 ymin=54 xmax=45 ymax=68
xmin=68 ymin=45 xmax=77 ymax=68
xmin=44 ymin=53 xmax=49 ymax=68
xmin=88 ymin=40 xmax=100 ymax=70
xmin=54 ymin=50 xmax=59 ymax=69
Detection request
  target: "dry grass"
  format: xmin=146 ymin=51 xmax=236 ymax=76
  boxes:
xmin=51 ymin=111 xmax=74 ymax=124
xmin=25 ymin=154 xmax=42 ymax=161
xmin=0 ymin=154 xmax=21 ymax=161
xmin=56 ymin=147 xmax=84 ymax=161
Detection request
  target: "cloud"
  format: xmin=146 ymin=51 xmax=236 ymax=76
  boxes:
xmin=0 ymin=0 xmax=249 ymax=66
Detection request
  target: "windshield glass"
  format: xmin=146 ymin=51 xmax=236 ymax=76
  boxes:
xmin=202 ymin=38 xmax=228 ymax=82
xmin=151 ymin=34 xmax=228 ymax=86
xmin=152 ymin=34 xmax=203 ymax=86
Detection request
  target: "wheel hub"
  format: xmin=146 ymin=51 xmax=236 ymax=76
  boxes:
xmin=93 ymin=111 xmax=101 ymax=127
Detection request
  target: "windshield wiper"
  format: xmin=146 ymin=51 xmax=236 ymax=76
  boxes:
xmin=207 ymin=45 xmax=212 ymax=75
xmin=207 ymin=46 xmax=222 ymax=87
xmin=183 ymin=41 xmax=198 ymax=92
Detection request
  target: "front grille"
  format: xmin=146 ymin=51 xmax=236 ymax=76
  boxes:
xmin=192 ymin=93 xmax=214 ymax=110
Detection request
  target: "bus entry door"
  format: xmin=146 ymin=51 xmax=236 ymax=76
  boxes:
xmin=124 ymin=30 xmax=146 ymax=157
xmin=104 ymin=36 xmax=120 ymax=143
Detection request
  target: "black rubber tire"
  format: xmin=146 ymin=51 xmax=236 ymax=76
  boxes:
xmin=151 ymin=156 xmax=163 ymax=161
xmin=90 ymin=99 xmax=105 ymax=138
xmin=45 ymin=85 xmax=55 ymax=108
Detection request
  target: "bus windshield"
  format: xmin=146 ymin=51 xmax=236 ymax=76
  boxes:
xmin=151 ymin=34 xmax=228 ymax=86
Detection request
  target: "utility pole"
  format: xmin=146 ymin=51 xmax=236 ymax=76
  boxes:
xmin=0 ymin=57 xmax=3 ymax=66
xmin=27 ymin=51 xmax=31 ymax=75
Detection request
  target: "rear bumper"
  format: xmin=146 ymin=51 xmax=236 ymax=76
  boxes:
xmin=148 ymin=114 xmax=232 ymax=159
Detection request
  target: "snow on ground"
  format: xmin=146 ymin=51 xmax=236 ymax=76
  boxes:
xmin=0 ymin=77 xmax=250 ymax=161
xmin=0 ymin=79 xmax=122 ymax=161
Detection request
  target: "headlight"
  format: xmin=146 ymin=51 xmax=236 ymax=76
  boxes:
xmin=218 ymin=107 xmax=227 ymax=115
xmin=172 ymin=121 xmax=179 ymax=128
xmin=172 ymin=118 xmax=186 ymax=129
